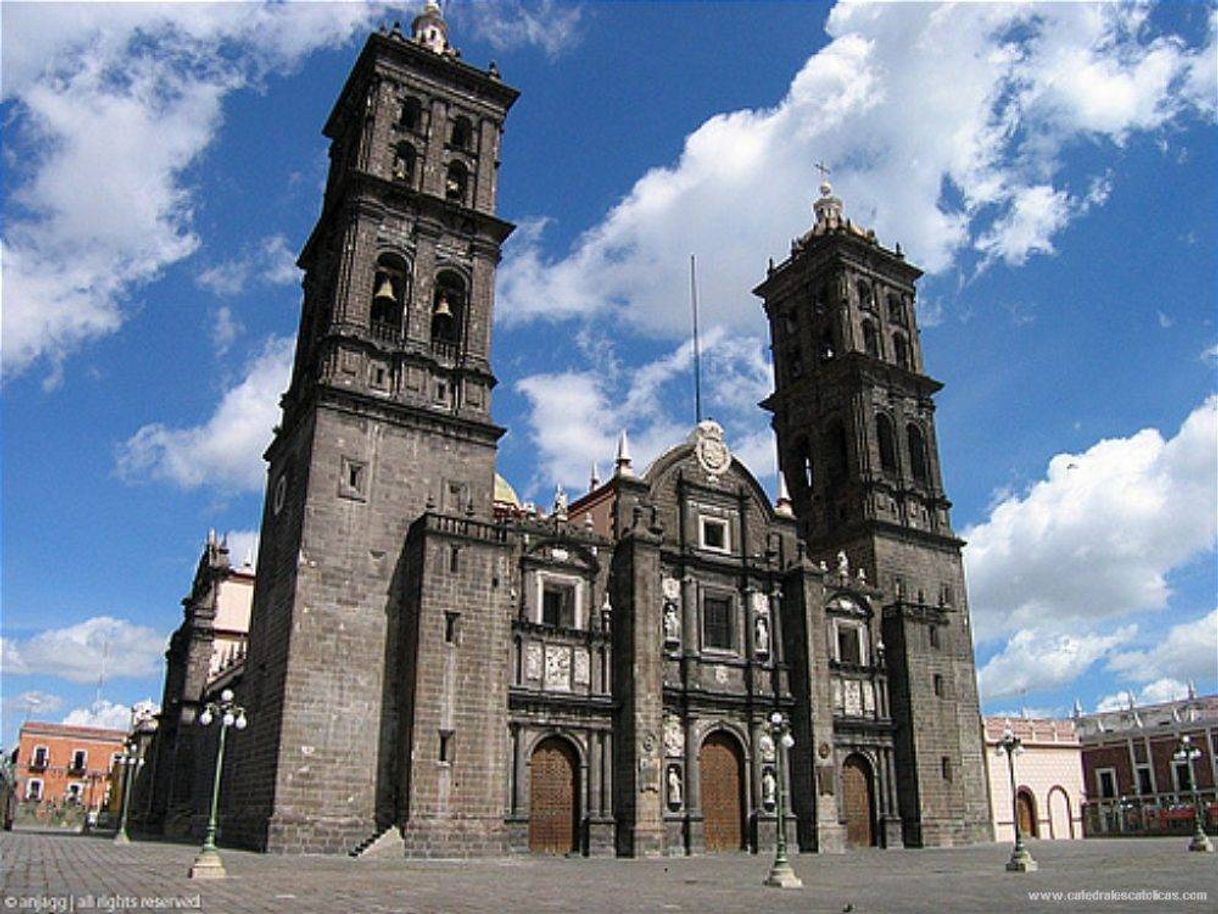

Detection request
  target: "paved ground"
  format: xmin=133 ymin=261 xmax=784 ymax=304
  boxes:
xmin=1 ymin=830 xmax=1214 ymax=913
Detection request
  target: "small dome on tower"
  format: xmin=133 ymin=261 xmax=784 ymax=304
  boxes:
xmin=412 ymin=0 xmax=450 ymax=55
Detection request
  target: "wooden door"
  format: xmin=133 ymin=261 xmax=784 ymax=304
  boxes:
xmin=1016 ymin=790 xmax=1037 ymax=838
xmin=529 ymin=737 xmax=579 ymax=854
xmin=700 ymin=732 xmax=744 ymax=852
xmin=842 ymin=754 xmax=874 ymax=848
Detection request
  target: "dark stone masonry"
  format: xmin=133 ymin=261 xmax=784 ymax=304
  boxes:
xmin=140 ymin=2 xmax=991 ymax=858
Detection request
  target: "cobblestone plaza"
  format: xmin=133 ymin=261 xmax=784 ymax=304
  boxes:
xmin=2 ymin=831 xmax=1214 ymax=913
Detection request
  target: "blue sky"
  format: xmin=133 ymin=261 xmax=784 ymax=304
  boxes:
xmin=2 ymin=1 xmax=1215 ymax=750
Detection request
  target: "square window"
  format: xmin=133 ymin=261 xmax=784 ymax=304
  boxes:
xmin=700 ymin=517 xmax=729 ymax=552
xmin=836 ymin=625 xmax=862 ymax=665
xmin=542 ymin=583 xmax=576 ymax=628
xmin=445 ymin=612 xmax=460 ymax=644
xmin=941 ymin=756 xmax=953 ymax=782
xmin=71 ymin=750 xmax=87 ymax=771
xmin=1098 ymin=769 xmax=1117 ymax=799
xmin=439 ymin=730 xmax=454 ymax=764
xmin=1136 ymin=765 xmax=1153 ymax=796
xmin=339 ymin=456 xmax=368 ymax=501
xmin=26 ymin=779 xmax=43 ymax=801
xmin=928 ymin=625 xmax=941 ymax=649
xmin=703 ymin=594 xmax=734 ymax=651
xmin=933 ymin=674 xmax=944 ymax=697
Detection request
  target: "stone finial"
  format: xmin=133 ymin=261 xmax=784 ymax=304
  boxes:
xmin=614 ymin=430 xmax=634 ymax=477
xmin=836 ymin=550 xmax=849 ymax=577
xmin=775 ymin=469 xmax=794 ymax=517
xmin=589 ymin=461 xmax=601 ymax=492
xmin=1187 ymin=680 xmax=1197 ymax=700
xmin=857 ymin=566 xmax=867 ymax=584
xmin=1072 ymin=697 xmax=1084 ymax=718
xmin=553 ymin=483 xmax=568 ymax=519
xmin=812 ymin=162 xmax=844 ymax=228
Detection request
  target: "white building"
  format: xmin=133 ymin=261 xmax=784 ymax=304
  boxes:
xmin=984 ymin=716 xmax=1084 ymax=842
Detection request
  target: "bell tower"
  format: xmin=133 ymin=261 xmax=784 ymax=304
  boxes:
xmin=756 ymin=178 xmax=991 ymax=847
xmin=225 ymin=4 xmax=519 ymax=853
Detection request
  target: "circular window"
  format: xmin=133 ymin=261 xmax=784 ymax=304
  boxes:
xmin=272 ymin=474 xmax=287 ymax=516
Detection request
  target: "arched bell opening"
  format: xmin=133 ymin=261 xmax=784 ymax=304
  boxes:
xmin=431 ymin=270 xmax=466 ymax=351
xmin=371 ymin=254 xmax=409 ymax=338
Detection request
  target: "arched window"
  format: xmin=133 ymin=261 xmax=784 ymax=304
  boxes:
xmin=445 ymin=161 xmax=468 ymax=203
xmin=862 ymin=321 xmax=880 ymax=358
xmin=877 ymin=415 xmax=898 ymax=474
xmin=371 ymin=254 xmax=408 ymax=336
xmin=399 ymin=96 xmax=422 ymax=131
xmin=789 ymin=439 xmax=814 ymax=495
xmin=856 ymin=279 xmax=874 ymax=312
xmin=893 ymin=333 xmax=910 ymax=370
xmin=887 ymin=292 xmax=906 ymax=325
xmin=907 ymin=424 xmax=929 ymax=485
xmin=431 ymin=270 xmax=466 ymax=347
xmin=450 ymin=115 xmax=473 ymax=150
xmin=391 ymin=143 xmax=416 ymax=184
xmin=827 ymin=418 xmax=849 ymax=483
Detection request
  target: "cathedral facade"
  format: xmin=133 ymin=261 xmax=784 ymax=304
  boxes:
xmin=159 ymin=4 xmax=991 ymax=857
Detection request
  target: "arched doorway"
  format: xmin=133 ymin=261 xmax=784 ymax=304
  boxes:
xmin=529 ymin=737 xmax=579 ymax=855
xmin=1048 ymin=786 xmax=1072 ymax=839
xmin=1016 ymin=788 xmax=1038 ymax=838
xmin=700 ymin=731 xmax=745 ymax=852
xmin=841 ymin=754 xmax=875 ymax=848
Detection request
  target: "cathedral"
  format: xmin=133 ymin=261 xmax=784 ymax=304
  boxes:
xmin=142 ymin=2 xmax=991 ymax=857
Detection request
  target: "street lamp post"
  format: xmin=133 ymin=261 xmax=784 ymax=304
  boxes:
xmin=1172 ymin=735 xmax=1214 ymax=853
xmin=113 ymin=741 xmax=143 ymax=844
xmin=763 ymin=711 xmax=802 ymax=889
xmin=996 ymin=727 xmax=1037 ymax=872
xmin=189 ymin=689 xmax=248 ymax=880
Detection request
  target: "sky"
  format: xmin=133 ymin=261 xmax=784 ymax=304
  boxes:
xmin=2 ymin=0 xmax=1216 ymax=751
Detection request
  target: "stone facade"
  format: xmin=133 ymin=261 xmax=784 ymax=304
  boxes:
xmin=755 ymin=178 xmax=992 ymax=847
xmin=146 ymin=4 xmax=993 ymax=857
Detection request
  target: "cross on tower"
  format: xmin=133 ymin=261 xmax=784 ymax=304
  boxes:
xmin=814 ymin=160 xmax=831 ymax=181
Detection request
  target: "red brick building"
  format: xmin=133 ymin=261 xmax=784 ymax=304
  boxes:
xmin=14 ymin=721 xmax=128 ymax=813
xmin=1076 ymin=692 xmax=1217 ymax=837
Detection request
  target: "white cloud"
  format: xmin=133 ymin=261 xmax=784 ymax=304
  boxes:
xmin=0 ymin=2 xmax=389 ymax=384
xmin=451 ymin=0 xmax=584 ymax=58
xmin=1096 ymin=678 xmax=1192 ymax=713
xmin=210 ymin=306 xmax=244 ymax=357
xmin=1 ymin=690 xmax=66 ymax=722
xmin=978 ymin=626 xmax=1136 ymax=701
xmin=62 ymin=699 xmax=136 ymax=732
xmin=197 ymin=234 xmax=301 ymax=298
xmin=116 ymin=336 xmax=292 ymax=493
xmin=513 ymin=329 xmax=776 ymax=499
xmin=964 ymin=396 xmax=1218 ymax=642
xmin=2 ymin=617 xmax=166 ymax=685
xmin=1107 ymin=609 xmax=1218 ymax=686
xmin=496 ymin=3 xmax=1215 ymax=338
xmin=224 ymin=529 xmax=261 ymax=572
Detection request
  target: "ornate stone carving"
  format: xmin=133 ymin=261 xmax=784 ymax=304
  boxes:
xmin=544 ymin=645 xmax=571 ymax=691
xmin=761 ymin=767 xmax=777 ymax=809
xmin=661 ymin=575 xmax=682 ymax=602
xmin=663 ymin=716 xmax=684 ymax=758
xmin=758 ymin=732 xmax=776 ymax=763
xmin=573 ymin=649 xmax=590 ymax=686
xmin=844 ymin=679 xmax=863 ymax=717
xmin=663 ymin=601 xmax=681 ymax=646
xmin=691 ymin=420 xmax=731 ymax=479
xmin=525 ymin=642 xmax=543 ymax=681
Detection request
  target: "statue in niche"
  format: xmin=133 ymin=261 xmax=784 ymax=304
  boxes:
xmin=836 ymin=550 xmax=849 ymax=577
xmin=663 ymin=601 xmax=680 ymax=645
xmin=762 ymin=767 xmax=777 ymax=809
xmin=754 ymin=614 xmax=770 ymax=654
xmin=668 ymin=766 xmax=683 ymax=809
xmin=758 ymin=732 xmax=776 ymax=763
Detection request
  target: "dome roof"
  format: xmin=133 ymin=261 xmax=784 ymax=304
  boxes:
xmin=494 ymin=472 xmax=520 ymax=506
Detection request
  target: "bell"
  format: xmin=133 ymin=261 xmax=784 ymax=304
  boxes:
xmin=433 ymin=293 xmax=454 ymax=321
xmin=373 ymin=275 xmax=397 ymax=306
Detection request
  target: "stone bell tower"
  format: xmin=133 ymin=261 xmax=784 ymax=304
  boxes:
xmin=756 ymin=177 xmax=991 ymax=847
xmin=224 ymin=4 xmax=519 ymax=853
